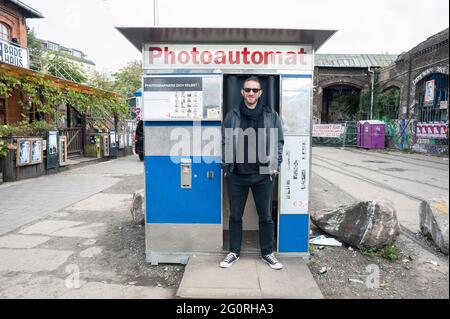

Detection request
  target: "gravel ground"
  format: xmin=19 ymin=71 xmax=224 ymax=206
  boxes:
xmin=307 ymin=225 xmax=449 ymax=299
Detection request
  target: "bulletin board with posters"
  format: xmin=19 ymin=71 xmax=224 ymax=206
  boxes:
xmin=16 ymin=138 xmax=43 ymax=167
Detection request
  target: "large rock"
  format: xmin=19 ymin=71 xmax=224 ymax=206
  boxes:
xmin=420 ymin=199 xmax=449 ymax=255
xmin=311 ymin=201 xmax=401 ymax=249
xmin=130 ymin=189 xmax=145 ymax=225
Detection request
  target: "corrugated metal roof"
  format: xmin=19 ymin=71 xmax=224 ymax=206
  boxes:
xmin=316 ymin=54 xmax=397 ymax=68
xmin=7 ymin=0 xmax=44 ymax=18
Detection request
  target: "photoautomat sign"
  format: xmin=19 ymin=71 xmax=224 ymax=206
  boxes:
xmin=143 ymin=44 xmax=313 ymax=70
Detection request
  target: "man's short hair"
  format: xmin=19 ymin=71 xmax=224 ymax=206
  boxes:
xmin=243 ymin=76 xmax=262 ymax=89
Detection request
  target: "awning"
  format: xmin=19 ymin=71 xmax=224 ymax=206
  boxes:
xmin=0 ymin=62 xmax=120 ymax=97
xmin=116 ymin=27 xmax=336 ymax=52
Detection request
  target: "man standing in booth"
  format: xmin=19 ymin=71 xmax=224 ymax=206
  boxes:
xmin=221 ymin=76 xmax=284 ymax=270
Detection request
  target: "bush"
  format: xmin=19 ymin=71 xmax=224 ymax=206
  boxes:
xmin=0 ymin=121 xmax=57 ymax=138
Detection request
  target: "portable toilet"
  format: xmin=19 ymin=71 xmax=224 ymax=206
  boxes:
xmin=358 ymin=120 xmax=386 ymax=149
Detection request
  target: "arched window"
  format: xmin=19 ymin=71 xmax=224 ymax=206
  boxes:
xmin=418 ymin=73 xmax=449 ymax=122
xmin=0 ymin=23 xmax=10 ymax=41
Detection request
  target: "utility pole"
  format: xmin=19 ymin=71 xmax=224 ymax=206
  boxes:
xmin=153 ymin=0 xmax=158 ymax=26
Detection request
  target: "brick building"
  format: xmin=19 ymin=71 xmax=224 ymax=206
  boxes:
xmin=0 ymin=0 xmax=43 ymax=47
xmin=378 ymin=28 xmax=449 ymax=154
xmin=1 ymin=0 xmax=43 ymax=125
xmin=313 ymin=54 xmax=397 ymax=123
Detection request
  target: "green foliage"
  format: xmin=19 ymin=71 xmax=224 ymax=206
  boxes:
xmin=110 ymin=60 xmax=142 ymax=98
xmin=337 ymin=91 xmax=362 ymax=120
xmin=374 ymin=88 xmax=400 ymax=120
xmin=27 ymin=28 xmax=44 ymax=72
xmin=88 ymin=71 xmax=114 ymax=92
xmin=360 ymin=244 xmax=401 ymax=261
xmin=0 ymin=70 xmax=129 ymax=125
xmin=0 ymin=120 xmax=57 ymax=138
xmin=0 ymin=139 xmax=9 ymax=158
xmin=43 ymin=53 xmax=88 ymax=84
xmin=381 ymin=245 xmax=402 ymax=261
xmin=361 ymin=73 xmax=400 ymax=120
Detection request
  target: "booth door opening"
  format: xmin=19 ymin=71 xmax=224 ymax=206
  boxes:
xmin=222 ymin=74 xmax=280 ymax=254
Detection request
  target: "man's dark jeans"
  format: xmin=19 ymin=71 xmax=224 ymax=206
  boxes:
xmin=227 ymin=172 xmax=275 ymax=256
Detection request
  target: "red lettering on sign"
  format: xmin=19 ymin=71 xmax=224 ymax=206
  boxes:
xmin=178 ymin=50 xmax=190 ymax=64
xmin=149 ymin=47 xmax=162 ymax=64
xmin=251 ymin=51 xmax=264 ymax=64
xmin=200 ymin=51 xmax=213 ymax=64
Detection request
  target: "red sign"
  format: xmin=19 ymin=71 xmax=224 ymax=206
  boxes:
xmin=143 ymin=44 xmax=313 ymax=70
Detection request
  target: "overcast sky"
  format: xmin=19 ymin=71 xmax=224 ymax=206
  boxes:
xmin=25 ymin=0 xmax=449 ymax=73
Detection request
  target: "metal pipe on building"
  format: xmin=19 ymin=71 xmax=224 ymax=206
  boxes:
xmin=368 ymin=66 xmax=374 ymax=120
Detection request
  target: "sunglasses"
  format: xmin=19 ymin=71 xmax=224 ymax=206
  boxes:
xmin=243 ymin=88 xmax=261 ymax=93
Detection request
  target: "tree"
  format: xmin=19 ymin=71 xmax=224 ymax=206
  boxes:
xmin=43 ymin=53 xmax=88 ymax=84
xmin=111 ymin=60 xmax=142 ymax=98
xmin=27 ymin=28 xmax=43 ymax=71
xmin=88 ymin=71 xmax=114 ymax=92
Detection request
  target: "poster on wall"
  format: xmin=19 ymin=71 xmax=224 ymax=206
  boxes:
xmin=30 ymin=138 xmax=43 ymax=164
xmin=143 ymin=74 xmax=222 ymax=121
xmin=59 ymin=136 xmax=68 ymax=166
xmin=16 ymin=139 xmax=31 ymax=167
xmin=46 ymin=131 xmax=59 ymax=169
xmin=48 ymin=132 xmax=58 ymax=155
xmin=424 ymin=80 xmax=435 ymax=106
xmin=312 ymin=124 xmax=344 ymax=138
xmin=279 ymin=136 xmax=310 ymax=214
xmin=119 ymin=134 xmax=125 ymax=149
xmin=103 ymin=135 xmax=110 ymax=157
xmin=416 ymin=123 xmax=447 ymax=139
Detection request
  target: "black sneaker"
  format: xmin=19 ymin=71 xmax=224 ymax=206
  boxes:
xmin=220 ymin=252 xmax=240 ymax=268
xmin=262 ymin=253 xmax=283 ymax=270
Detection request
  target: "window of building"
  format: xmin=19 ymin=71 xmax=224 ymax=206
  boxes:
xmin=0 ymin=23 xmax=10 ymax=41
xmin=0 ymin=98 xmax=6 ymax=125
xmin=418 ymin=73 xmax=449 ymax=123
xmin=47 ymin=41 xmax=60 ymax=51
xmin=72 ymin=50 xmax=82 ymax=58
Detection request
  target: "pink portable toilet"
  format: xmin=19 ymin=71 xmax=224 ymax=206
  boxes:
xmin=359 ymin=120 xmax=385 ymax=149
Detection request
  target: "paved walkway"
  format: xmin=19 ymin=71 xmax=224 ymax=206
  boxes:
xmin=178 ymin=255 xmax=323 ymax=299
xmin=0 ymin=157 xmax=143 ymax=236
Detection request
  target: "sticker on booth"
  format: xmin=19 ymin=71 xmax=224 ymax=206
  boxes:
xmin=280 ymin=136 xmax=310 ymax=214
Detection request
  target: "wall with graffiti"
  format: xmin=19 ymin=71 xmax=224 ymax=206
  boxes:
xmin=384 ymin=118 xmax=448 ymax=155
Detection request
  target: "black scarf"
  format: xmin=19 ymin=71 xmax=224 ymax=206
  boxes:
xmin=239 ymin=100 xmax=264 ymax=124
xmin=235 ymin=100 xmax=266 ymax=174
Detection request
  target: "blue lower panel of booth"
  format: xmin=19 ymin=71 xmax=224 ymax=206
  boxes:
xmin=145 ymin=156 xmax=222 ymax=224
xmin=278 ymin=214 xmax=309 ymax=253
